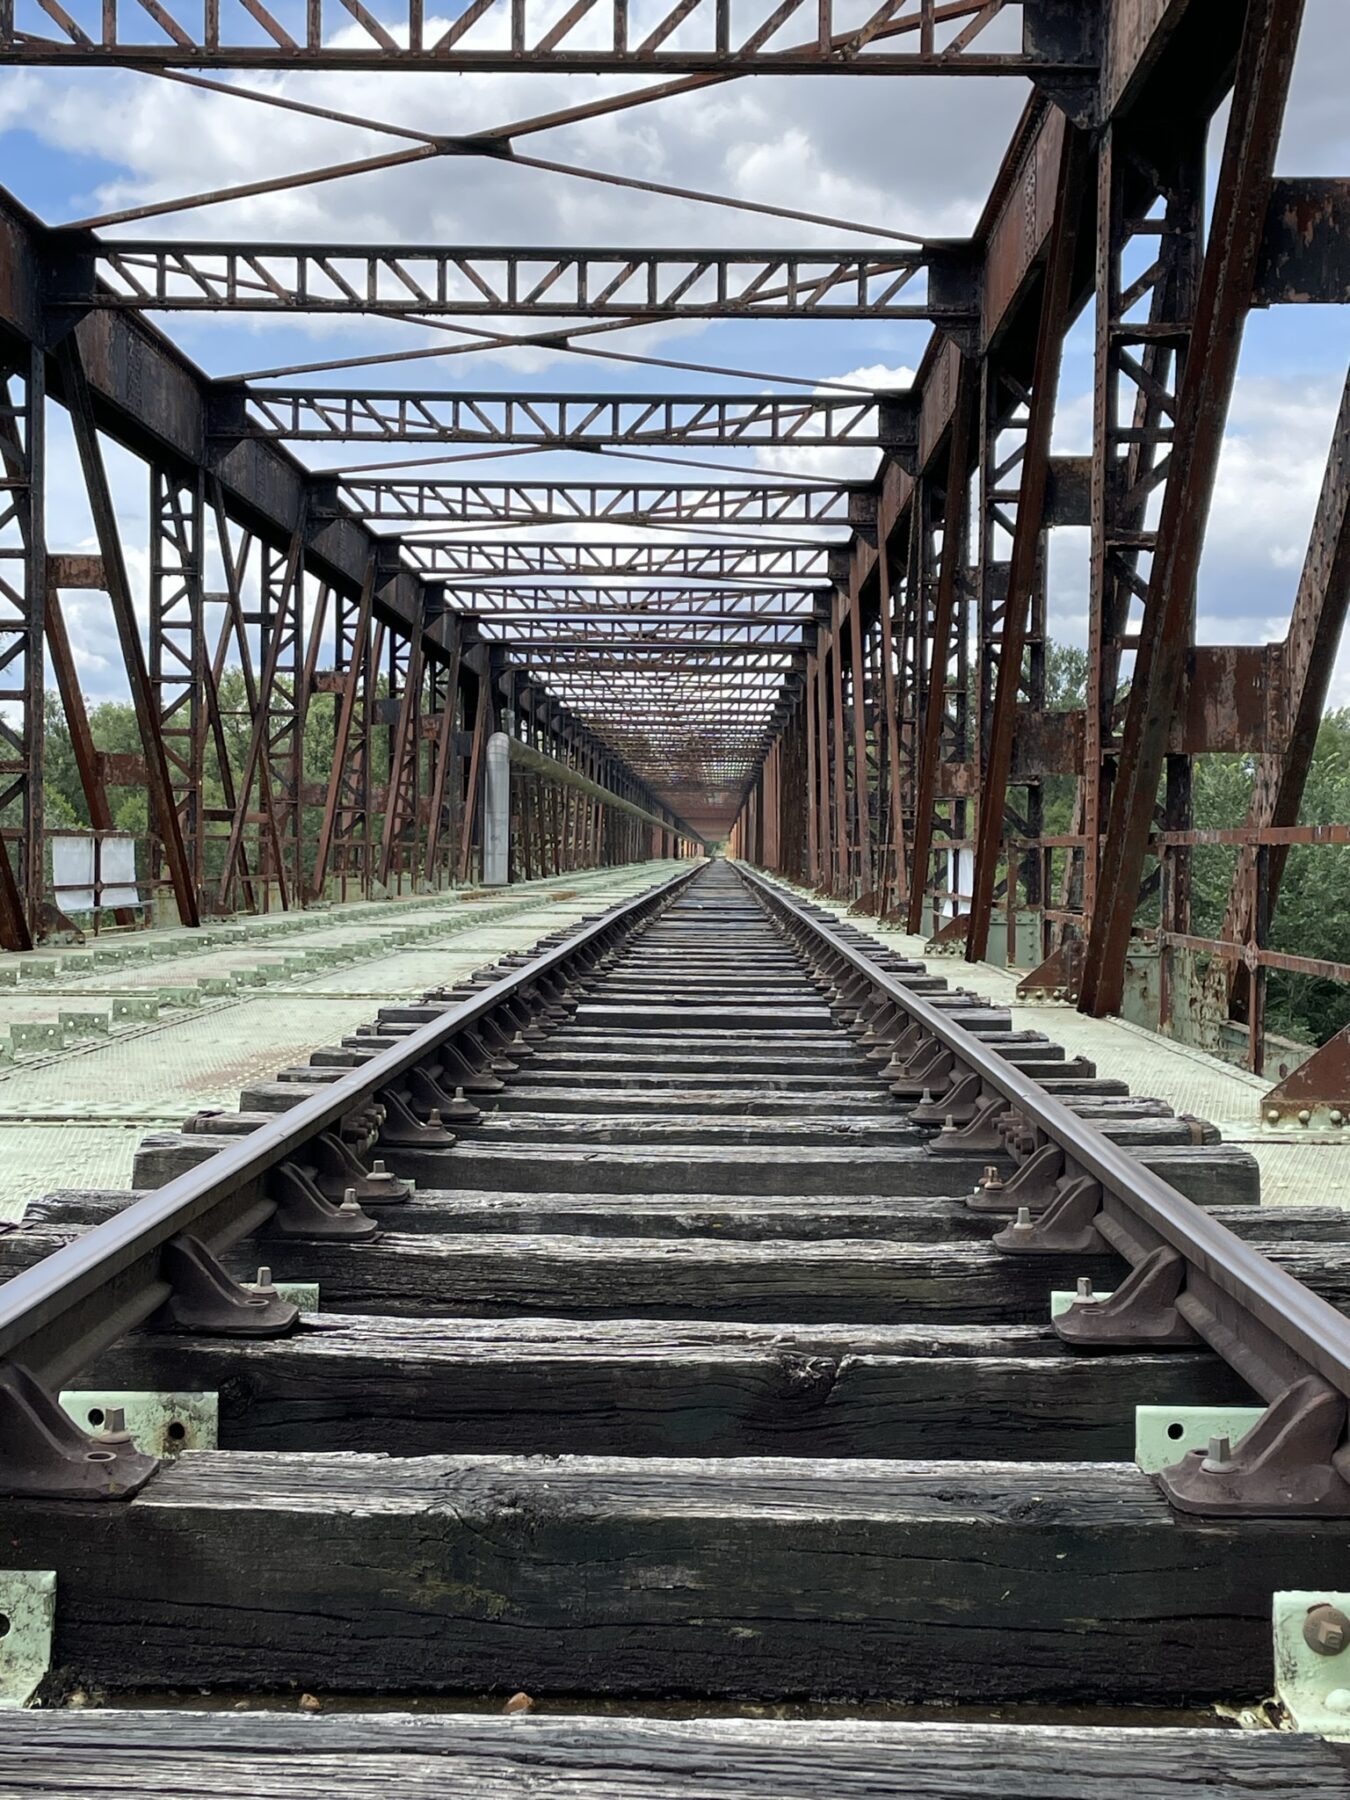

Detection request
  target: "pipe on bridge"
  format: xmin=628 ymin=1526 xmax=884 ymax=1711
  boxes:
xmin=484 ymin=732 xmax=697 ymax=885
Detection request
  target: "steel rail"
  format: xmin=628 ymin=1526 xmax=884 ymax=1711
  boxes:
xmin=738 ymin=865 xmax=1350 ymax=1404
xmin=0 ymin=866 xmax=696 ymax=1399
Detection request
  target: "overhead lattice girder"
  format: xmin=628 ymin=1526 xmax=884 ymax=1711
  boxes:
xmin=0 ymin=0 xmax=1099 ymax=76
xmin=339 ymin=481 xmax=862 ymax=526
xmin=211 ymin=388 xmax=917 ymax=450
xmin=403 ymin=543 xmax=833 ymax=581
xmin=66 ymin=244 xmax=971 ymax=323
xmin=447 ymin=587 xmax=822 ymax=618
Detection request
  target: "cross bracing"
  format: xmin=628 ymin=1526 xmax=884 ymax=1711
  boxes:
xmin=0 ymin=0 xmax=1344 ymax=1096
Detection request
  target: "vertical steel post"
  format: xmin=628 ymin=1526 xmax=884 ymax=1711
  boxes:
xmin=966 ymin=125 xmax=1090 ymax=962
xmin=1080 ymin=0 xmax=1305 ymax=1016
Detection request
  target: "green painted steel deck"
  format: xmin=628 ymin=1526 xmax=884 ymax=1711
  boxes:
xmin=0 ymin=863 xmax=682 ymax=1219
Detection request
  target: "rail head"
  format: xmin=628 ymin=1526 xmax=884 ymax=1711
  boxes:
xmin=737 ymin=864 xmax=1350 ymax=1515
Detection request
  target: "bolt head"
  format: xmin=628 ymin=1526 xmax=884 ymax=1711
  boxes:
xmin=1267 ymin=1109 xmax=1281 ymax=1123
xmin=1304 ymin=1604 xmax=1350 ymax=1657
xmin=1075 ymin=1276 xmax=1094 ymax=1301
xmin=1299 ymin=1109 xmax=1311 ymax=1125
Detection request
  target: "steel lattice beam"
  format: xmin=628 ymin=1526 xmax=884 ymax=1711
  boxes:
xmin=446 ymin=585 xmax=820 ymax=615
xmin=0 ymin=1 xmax=1097 ymax=75
xmin=405 ymin=542 xmax=833 ymax=581
xmin=215 ymin=388 xmax=915 ymax=449
xmin=340 ymin=481 xmax=859 ymax=525
xmin=64 ymin=243 xmax=973 ymax=321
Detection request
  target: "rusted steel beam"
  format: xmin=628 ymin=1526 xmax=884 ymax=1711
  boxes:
xmin=1253 ymin=178 xmax=1350 ymax=304
xmin=207 ymin=484 xmax=288 ymax=911
xmin=57 ymin=337 xmax=201 ymax=930
xmin=218 ymin=387 xmax=915 ymax=447
xmin=0 ymin=348 xmax=45 ymax=942
xmin=874 ymin=513 xmax=906 ymax=914
xmin=1079 ymin=121 xmax=1202 ymax=940
xmin=423 ymin=635 xmax=464 ymax=889
xmin=965 ymin=125 xmax=1092 ymax=962
xmin=214 ymin=513 xmax=306 ymax=912
xmin=845 ymin=562 xmax=871 ymax=894
xmin=40 ymin=587 xmax=129 ymax=925
xmin=1079 ymin=0 xmax=1306 ymax=1017
xmin=829 ymin=601 xmax=849 ymax=893
xmin=0 ymin=3 xmax=1098 ymax=75
xmin=457 ymin=681 xmax=489 ymax=885
xmin=906 ymin=361 xmax=977 ymax=934
xmin=0 ymin=833 xmax=29 ymax=952
xmin=407 ymin=542 xmax=831 ymax=580
xmin=310 ymin=559 xmax=376 ymax=900
xmin=339 ymin=480 xmax=856 ymax=526
xmin=1224 ymin=369 xmax=1350 ymax=1020
xmin=81 ymin=245 xmax=952 ymax=320
xmin=149 ymin=468 xmax=206 ymax=897
xmin=813 ymin=643 xmax=831 ymax=886
xmin=377 ymin=624 xmax=426 ymax=889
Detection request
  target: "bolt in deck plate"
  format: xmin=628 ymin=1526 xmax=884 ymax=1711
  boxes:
xmin=242 ymin=1279 xmax=320 ymax=1313
xmin=0 ymin=1572 xmax=54 ymax=1708
xmin=18 ymin=961 xmax=61 ymax=983
xmin=113 ymin=996 xmax=159 ymax=1022
xmin=1050 ymin=1289 xmax=1115 ymax=1319
xmin=157 ymin=987 xmax=200 ymax=1009
xmin=59 ymin=1390 xmax=219 ymax=1456
xmin=58 ymin=1012 xmax=109 ymax=1038
xmin=1275 ymin=1591 xmax=1350 ymax=1735
xmin=1134 ymin=1405 xmax=1266 ymax=1473
xmin=9 ymin=1022 xmax=65 ymax=1054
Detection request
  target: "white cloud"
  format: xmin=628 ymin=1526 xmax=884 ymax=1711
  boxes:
xmin=749 ymin=361 xmax=913 ymax=482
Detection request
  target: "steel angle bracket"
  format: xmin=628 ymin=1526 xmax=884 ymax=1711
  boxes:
xmin=1051 ymin=1285 xmax=1114 ymax=1319
xmin=239 ymin=1263 xmax=321 ymax=1313
xmin=1157 ymin=1379 xmax=1350 ymax=1517
xmin=1134 ymin=1404 xmax=1265 ymax=1473
xmin=0 ymin=1571 xmax=55 ymax=1707
xmin=1275 ymin=1591 xmax=1350 ymax=1734
xmin=59 ymin=1390 xmax=219 ymax=1458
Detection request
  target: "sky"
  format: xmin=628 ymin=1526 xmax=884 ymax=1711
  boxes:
xmin=0 ymin=0 xmax=1346 ymax=718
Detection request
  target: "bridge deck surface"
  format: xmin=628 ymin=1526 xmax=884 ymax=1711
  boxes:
xmin=0 ymin=862 xmax=681 ymax=1219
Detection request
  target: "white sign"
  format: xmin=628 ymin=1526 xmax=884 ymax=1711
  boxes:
xmin=51 ymin=835 xmax=142 ymax=913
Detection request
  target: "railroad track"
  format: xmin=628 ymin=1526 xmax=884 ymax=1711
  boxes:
xmin=2 ymin=858 xmax=1350 ymax=1794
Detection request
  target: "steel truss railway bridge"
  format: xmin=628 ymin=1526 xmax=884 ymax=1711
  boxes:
xmin=0 ymin=0 xmax=1346 ymax=1125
